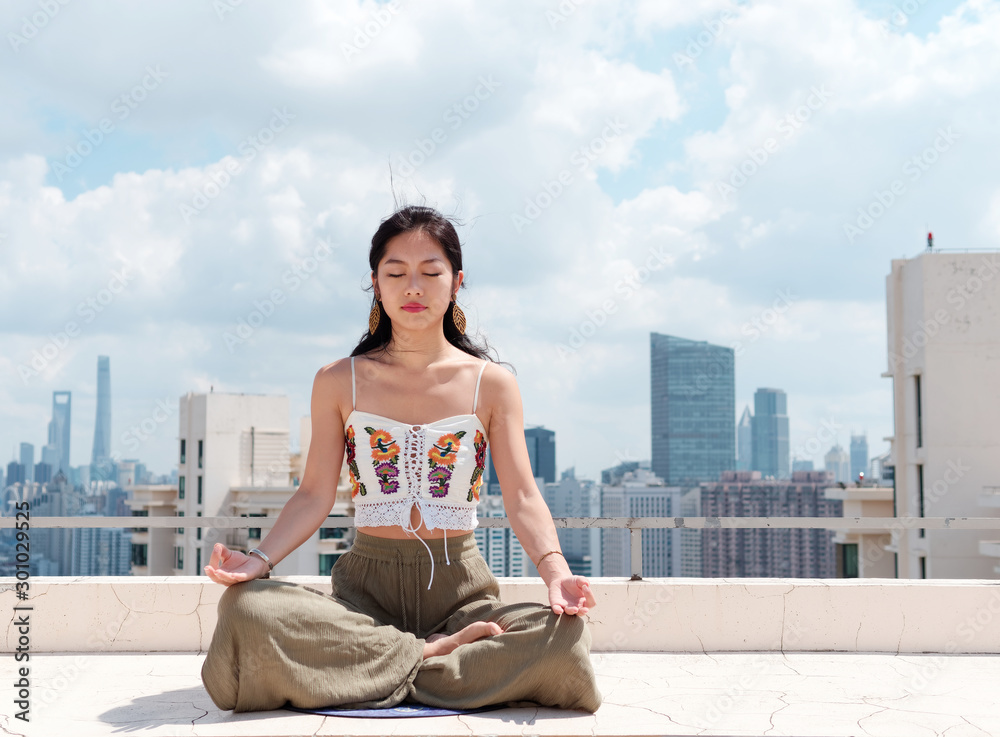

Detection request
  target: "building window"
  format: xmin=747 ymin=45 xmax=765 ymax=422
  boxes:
xmin=198 ymin=439 xmax=204 ymax=469
xmin=914 ymin=375 xmax=923 ymax=448
xmin=917 ymin=464 xmax=925 ymax=538
xmin=131 ymin=543 xmax=148 ymax=567
xmin=842 ymin=543 xmax=858 ymax=578
xmin=319 ymin=516 xmax=346 ymax=540
xmin=919 ymin=556 xmax=927 ymax=579
xmin=180 ymin=439 xmax=186 ymax=465
xmin=131 ymin=509 xmax=149 ymax=533
xmin=177 ymin=510 xmax=184 ymax=535
xmin=319 ymin=553 xmax=340 ymax=575
xmin=197 ymin=476 xmax=203 ymax=505
xmin=196 ymin=547 xmax=202 ymax=573
xmin=175 ymin=546 xmax=184 ymax=570
xmin=196 ymin=511 xmax=202 ymax=541
xmin=244 ymin=512 xmax=265 ymax=541
xmin=179 ymin=476 xmax=185 ymax=500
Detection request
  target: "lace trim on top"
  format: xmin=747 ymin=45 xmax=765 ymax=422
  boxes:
xmin=353 ymin=498 xmax=480 ymax=531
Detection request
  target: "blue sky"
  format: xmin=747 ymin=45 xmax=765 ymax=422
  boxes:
xmin=2 ymin=0 xmax=998 ymax=480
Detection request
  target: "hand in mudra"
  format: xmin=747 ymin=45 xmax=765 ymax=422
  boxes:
xmin=204 ymin=542 xmax=269 ymax=586
xmin=548 ymin=574 xmax=595 ymax=616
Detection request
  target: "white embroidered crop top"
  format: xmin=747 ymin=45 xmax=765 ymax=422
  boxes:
xmin=345 ymin=356 xmax=490 ymax=536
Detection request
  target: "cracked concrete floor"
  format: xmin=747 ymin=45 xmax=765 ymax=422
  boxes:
xmin=2 ymin=651 xmax=999 ymax=736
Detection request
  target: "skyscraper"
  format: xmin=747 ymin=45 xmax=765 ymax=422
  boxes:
xmin=19 ymin=443 xmax=34 ymax=484
xmin=736 ymin=405 xmax=752 ymax=471
xmin=751 ymin=388 xmax=790 ymax=479
xmin=524 ymin=427 xmax=556 ymax=484
xmin=650 ymin=333 xmax=735 ymax=486
xmin=825 ymin=445 xmax=850 ymax=484
xmin=91 ymin=356 xmax=113 ymax=480
xmin=46 ymin=391 xmax=72 ymax=474
xmin=850 ymin=433 xmax=869 ymax=483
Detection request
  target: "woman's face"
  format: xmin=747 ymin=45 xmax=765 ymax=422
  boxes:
xmin=374 ymin=229 xmax=461 ymax=331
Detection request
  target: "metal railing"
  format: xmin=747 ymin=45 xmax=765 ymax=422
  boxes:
xmin=6 ymin=515 xmax=1000 ymax=580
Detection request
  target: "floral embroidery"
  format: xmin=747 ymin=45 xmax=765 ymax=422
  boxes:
xmin=427 ymin=430 xmax=466 ymax=498
xmin=468 ymin=429 xmax=486 ymax=502
xmin=365 ymin=426 xmax=400 ymax=494
xmin=345 ymin=425 xmax=367 ymax=498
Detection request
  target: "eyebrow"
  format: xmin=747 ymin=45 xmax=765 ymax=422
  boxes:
xmin=383 ymin=257 xmax=445 ymax=265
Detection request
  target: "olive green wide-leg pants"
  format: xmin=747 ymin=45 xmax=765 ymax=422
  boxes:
xmin=200 ymin=532 xmax=602 ymax=713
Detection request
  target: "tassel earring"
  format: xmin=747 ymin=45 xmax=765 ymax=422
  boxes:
xmin=451 ymin=298 xmax=466 ymax=335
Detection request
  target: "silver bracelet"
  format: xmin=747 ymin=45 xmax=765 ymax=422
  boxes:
xmin=248 ymin=547 xmax=274 ymax=575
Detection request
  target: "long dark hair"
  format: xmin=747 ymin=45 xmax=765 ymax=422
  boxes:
xmin=349 ymin=205 xmax=511 ymax=371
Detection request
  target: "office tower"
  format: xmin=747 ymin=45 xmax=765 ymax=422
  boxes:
xmin=19 ymin=443 xmax=34 ymax=483
xmin=850 ymin=434 xmax=869 ymax=483
xmin=700 ymin=470 xmax=842 ymax=577
xmin=601 ymin=467 xmax=686 ymax=577
xmin=6 ymin=461 xmax=26 ymax=485
xmin=792 ymin=459 xmax=815 ymax=472
xmin=91 ymin=356 xmax=113 ymax=480
xmin=70 ymin=527 xmax=132 ymax=576
xmin=736 ymin=405 xmax=753 ymax=471
xmin=751 ymin=388 xmax=790 ymax=479
xmin=47 ymin=391 xmax=72 ymax=474
xmin=524 ymin=427 xmax=556 ymax=484
xmin=824 ymin=445 xmax=850 ymax=483
xmin=886 ymin=249 xmax=1000 ymax=578
xmin=542 ymin=475 xmax=601 ymax=577
xmin=475 ymin=494 xmax=528 ymax=577
xmin=34 ymin=462 xmax=52 ymax=485
xmin=650 ymin=333 xmax=735 ymax=486
xmin=486 ymin=426 xmax=556 ymax=492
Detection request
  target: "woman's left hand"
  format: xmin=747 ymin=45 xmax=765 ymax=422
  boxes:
xmin=548 ymin=574 xmax=596 ymax=616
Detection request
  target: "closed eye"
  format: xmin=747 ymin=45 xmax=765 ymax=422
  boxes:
xmin=388 ymin=274 xmax=442 ymax=277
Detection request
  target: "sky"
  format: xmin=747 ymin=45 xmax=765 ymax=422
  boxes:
xmin=1 ymin=0 xmax=997 ymax=481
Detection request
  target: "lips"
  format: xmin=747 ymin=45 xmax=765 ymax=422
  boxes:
xmin=402 ymin=304 xmax=426 ymax=312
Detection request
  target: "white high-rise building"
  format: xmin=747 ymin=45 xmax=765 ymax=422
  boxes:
xmin=824 ymin=445 xmax=850 ymax=484
xmin=541 ymin=473 xmax=601 ymax=577
xmin=601 ymin=468 xmax=686 ymax=578
xmin=475 ymin=494 xmax=528 ymax=577
xmin=885 ymin=249 xmax=1000 ymax=578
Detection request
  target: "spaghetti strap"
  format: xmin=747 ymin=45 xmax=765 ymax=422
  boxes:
xmin=472 ymin=361 xmax=487 ymax=413
xmin=350 ymin=356 xmax=356 ymax=411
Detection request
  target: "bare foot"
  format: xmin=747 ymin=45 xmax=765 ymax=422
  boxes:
xmin=422 ymin=621 xmax=503 ymax=658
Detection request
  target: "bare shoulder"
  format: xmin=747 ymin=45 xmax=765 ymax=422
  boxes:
xmin=313 ymin=357 xmax=355 ymax=427
xmin=476 ymin=360 xmax=520 ymax=437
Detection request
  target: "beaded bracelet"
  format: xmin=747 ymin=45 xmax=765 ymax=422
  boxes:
xmin=534 ymin=550 xmax=564 ymax=567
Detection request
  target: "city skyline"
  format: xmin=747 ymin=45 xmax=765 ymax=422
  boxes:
xmin=4 ymin=1 xmax=998 ymax=480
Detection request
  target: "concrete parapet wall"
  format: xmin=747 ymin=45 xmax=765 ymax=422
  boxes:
xmin=3 ymin=576 xmax=999 ymax=654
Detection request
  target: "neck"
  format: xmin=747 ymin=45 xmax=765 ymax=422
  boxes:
xmin=382 ymin=327 xmax=456 ymax=371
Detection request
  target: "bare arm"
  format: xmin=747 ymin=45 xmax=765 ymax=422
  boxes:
xmin=487 ymin=365 xmax=596 ymax=616
xmin=204 ymin=363 xmax=347 ymax=584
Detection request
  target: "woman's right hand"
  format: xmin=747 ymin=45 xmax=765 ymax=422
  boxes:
xmin=204 ymin=542 xmax=270 ymax=586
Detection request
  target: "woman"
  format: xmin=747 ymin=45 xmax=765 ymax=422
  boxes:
xmin=200 ymin=205 xmax=602 ymax=714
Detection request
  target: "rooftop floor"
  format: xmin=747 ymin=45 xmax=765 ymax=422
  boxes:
xmin=6 ymin=650 xmax=1000 ymax=737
